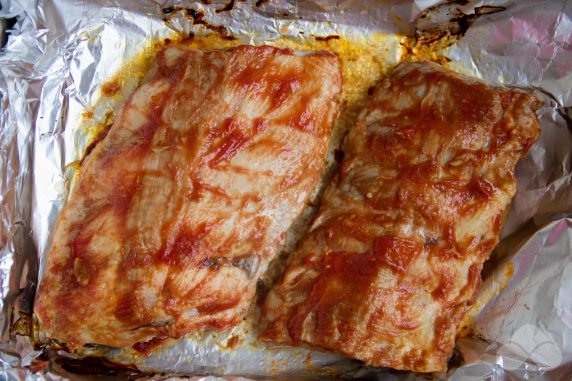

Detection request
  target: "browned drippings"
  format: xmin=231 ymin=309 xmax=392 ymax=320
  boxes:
xmin=101 ymin=81 xmax=121 ymax=97
xmin=132 ymin=337 xmax=169 ymax=354
xmin=403 ymin=1 xmax=505 ymax=63
xmin=10 ymin=311 xmax=33 ymax=338
xmin=314 ymin=35 xmax=340 ymax=42
xmin=55 ymin=355 xmax=141 ymax=378
xmin=161 ymin=6 xmax=235 ymax=39
xmin=215 ymin=0 xmax=235 ymax=13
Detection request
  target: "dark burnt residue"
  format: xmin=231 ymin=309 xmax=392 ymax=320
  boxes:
xmin=447 ymin=346 xmax=465 ymax=370
xmin=161 ymin=6 xmax=176 ymax=14
xmin=255 ymin=0 xmax=269 ymax=7
xmin=215 ymin=0 xmax=235 ymax=13
xmin=101 ymin=80 xmax=121 ymax=97
xmin=55 ymin=355 xmax=141 ymax=378
xmin=222 ymin=34 xmax=238 ymax=41
xmin=132 ymin=336 xmax=168 ymax=354
xmin=161 ymin=6 xmax=236 ymax=40
xmin=412 ymin=1 xmax=506 ymax=52
xmin=475 ymin=5 xmax=506 ymax=16
xmin=334 ymin=149 xmax=345 ymax=163
xmin=314 ymin=35 xmax=340 ymax=42
xmin=11 ymin=312 xmax=32 ymax=336
xmin=29 ymin=352 xmax=50 ymax=373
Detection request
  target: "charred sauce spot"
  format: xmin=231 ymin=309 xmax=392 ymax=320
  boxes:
xmin=255 ymin=0 xmax=269 ymax=6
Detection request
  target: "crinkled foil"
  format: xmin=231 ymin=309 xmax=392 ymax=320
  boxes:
xmin=1 ymin=0 xmax=571 ymax=379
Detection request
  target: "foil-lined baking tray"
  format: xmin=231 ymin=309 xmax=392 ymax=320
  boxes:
xmin=0 ymin=0 xmax=571 ymax=379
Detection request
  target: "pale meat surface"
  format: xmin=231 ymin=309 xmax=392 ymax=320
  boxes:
xmin=35 ymin=45 xmax=342 ymax=350
xmin=261 ymin=61 xmax=540 ymax=372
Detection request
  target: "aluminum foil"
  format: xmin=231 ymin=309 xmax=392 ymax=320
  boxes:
xmin=1 ymin=0 xmax=571 ymax=379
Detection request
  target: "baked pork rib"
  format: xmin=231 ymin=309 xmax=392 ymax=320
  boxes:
xmin=35 ymin=45 xmax=342 ymax=350
xmin=261 ymin=61 xmax=540 ymax=372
